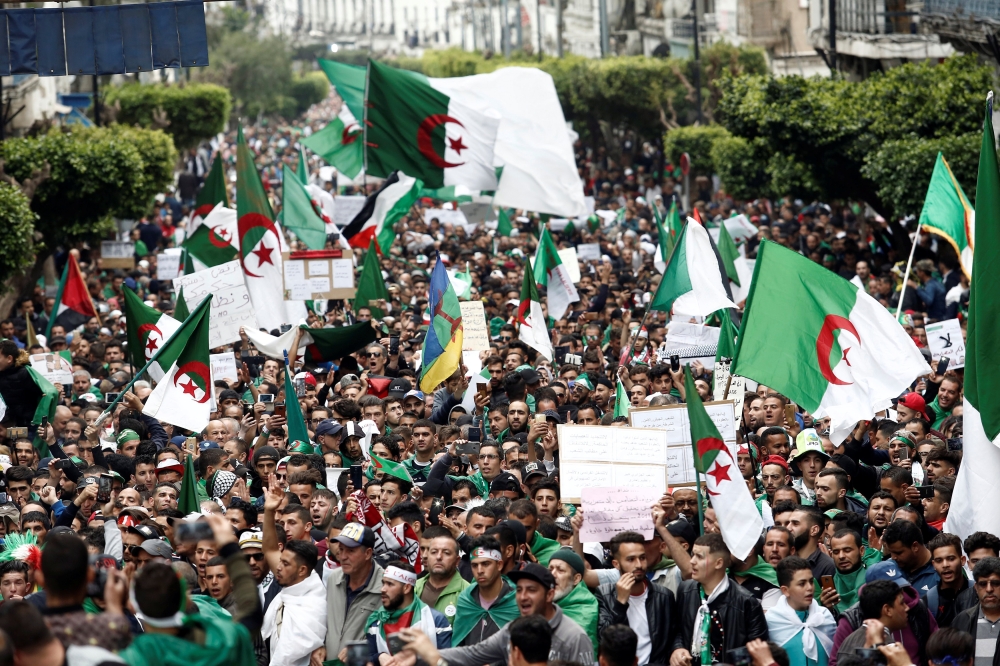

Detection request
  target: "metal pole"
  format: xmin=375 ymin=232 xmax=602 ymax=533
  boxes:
xmin=502 ymin=0 xmax=510 ymax=56
xmin=829 ymin=0 xmax=837 ymax=73
xmin=598 ymin=0 xmax=608 ymax=56
xmin=90 ymin=0 xmax=100 ymax=126
xmin=695 ymin=470 xmax=706 ymax=535
xmin=556 ymin=0 xmax=562 ymax=57
xmin=692 ymin=0 xmax=702 ymax=124
xmin=536 ymin=0 xmax=542 ymax=59
xmin=895 ymin=224 xmax=921 ymax=321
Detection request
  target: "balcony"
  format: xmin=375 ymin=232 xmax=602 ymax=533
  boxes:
xmin=921 ymin=0 xmax=1000 ymax=54
xmin=836 ymin=0 xmax=918 ymax=35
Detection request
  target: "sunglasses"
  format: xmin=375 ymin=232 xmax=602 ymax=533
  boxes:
xmin=244 ymin=552 xmax=265 ymax=562
xmin=499 ymin=336 xmax=513 ymax=342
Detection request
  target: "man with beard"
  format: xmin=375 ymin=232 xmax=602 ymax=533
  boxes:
xmin=763 ymin=526 xmax=794 ymax=566
xmin=550 ymin=549 xmax=598 ymax=653
xmin=761 ymin=456 xmax=791 ymax=505
xmin=743 ymin=395 xmax=766 ymax=434
xmin=451 ymin=536 xmax=519 ymax=647
xmin=865 ymin=491 xmax=897 ymax=546
xmin=414 ymin=528 xmax=468 ymax=625
xmin=310 ymin=489 xmax=337 ymax=532
xmin=598 ymin=531 xmax=676 ymax=666
xmin=365 ymin=561 xmax=452 ymax=664
xmin=952 ymin=557 xmax=1000 ymax=661
xmin=505 ymin=401 xmax=530 ymax=436
xmin=927 ymin=377 xmax=961 ymax=429
xmin=786 ymin=507 xmax=836 ymax=578
xmin=823 ymin=529 xmax=870 ymax=614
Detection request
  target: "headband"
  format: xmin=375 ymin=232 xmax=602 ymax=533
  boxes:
xmin=384 ymin=566 xmax=417 ymax=586
xmin=471 ymin=547 xmax=502 ymax=562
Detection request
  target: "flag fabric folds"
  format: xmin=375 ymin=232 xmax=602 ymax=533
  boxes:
xmin=123 ymin=287 xmax=181 ymax=381
xmin=354 ymin=240 xmax=391 ymax=318
xmin=732 ymin=240 xmax=930 ymax=445
xmin=419 ymin=259 xmax=464 ymax=392
xmin=649 ymin=219 xmax=736 ymax=317
xmin=46 ymin=253 xmax=99 ymax=338
xmin=191 ymin=155 xmax=229 ymax=231
xmin=182 ymin=203 xmax=238 ymax=269
xmin=300 ymin=108 xmax=364 ymax=180
xmin=280 ymin=164 xmax=327 ymax=250
xmin=341 ymin=172 xmax=421 ymax=253
xmin=919 ymin=152 xmax=974 ymax=277
xmin=517 ymin=259 xmax=553 ymax=362
xmin=533 ymin=228 xmax=579 ymax=322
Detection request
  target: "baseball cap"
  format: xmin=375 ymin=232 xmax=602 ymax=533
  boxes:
xmin=519 ymin=368 xmax=540 ymax=385
xmin=333 ymin=522 xmax=376 ymax=549
xmin=315 ymin=419 xmax=343 ymax=438
xmin=760 ymin=455 xmax=790 ymax=474
xmin=666 ymin=518 xmax=697 ymax=545
xmin=252 ymin=446 xmax=280 ymax=467
xmin=137 ymin=539 xmax=173 ymax=559
xmin=387 ymin=378 xmax=412 ymax=399
xmin=77 ymin=476 xmax=98 ymax=490
xmin=403 ymin=389 xmax=426 ymax=401
xmin=540 ymin=409 xmax=563 ymax=424
xmin=489 ymin=472 xmax=524 ymax=497
xmin=498 ymin=519 xmax=527 ymax=545
xmin=508 ymin=562 xmax=556 ymax=589
xmin=239 ymin=530 xmax=263 ymax=550
xmin=522 ymin=462 xmax=547 ymax=483
xmin=554 ymin=516 xmax=573 ymax=533
xmin=897 ymin=392 xmax=929 ymax=420
xmin=198 ymin=441 xmax=220 ymax=452
xmin=128 ymin=524 xmax=159 ymax=542
xmin=865 ymin=560 xmax=910 ymax=587
xmin=155 ymin=459 xmax=184 ymax=476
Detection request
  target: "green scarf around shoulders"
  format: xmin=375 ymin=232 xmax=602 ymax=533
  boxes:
xmin=451 ymin=579 xmax=520 ymax=645
xmin=117 ymin=614 xmax=256 ymax=666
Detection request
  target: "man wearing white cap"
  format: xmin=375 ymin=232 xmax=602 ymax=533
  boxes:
xmin=365 ymin=560 xmax=452 ymax=664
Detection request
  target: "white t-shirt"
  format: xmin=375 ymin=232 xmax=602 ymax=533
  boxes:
xmin=626 ymin=585 xmax=651 ymax=665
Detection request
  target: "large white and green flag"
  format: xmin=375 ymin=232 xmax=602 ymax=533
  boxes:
xmin=533 ymin=227 xmax=579 ymax=322
xmin=649 ymin=218 xmax=736 ymax=317
xmin=732 ymin=240 xmax=930 ymax=444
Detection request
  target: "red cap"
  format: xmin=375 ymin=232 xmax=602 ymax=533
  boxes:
xmin=760 ymin=455 xmax=790 ymax=474
xmin=897 ymin=392 xmax=929 ymax=421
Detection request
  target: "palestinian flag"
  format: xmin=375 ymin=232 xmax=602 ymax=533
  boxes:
xmin=301 ymin=106 xmax=364 ymax=180
xmin=302 ymin=322 xmax=379 ymax=363
xmin=141 ymin=297 xmax=213 ymax=432
xmin=685 ymin=367 xmax=761 ymax=559
xmin=613 ymin=376 xmax=630 ymax=418
xmin=649 ymin=218 xmax=735 ymax=317
xmin=123 ymin=287 xmax=181 ymax=381
xmin=365 ymin=59 xmax=499 ymax=190
xmin=533 ymin=227 xmax=579 ymax=322
xmin=947 ymin=93 xmax=1000 ymax=541
xmin=731 ymin=240 xmax=930 ymax=444
xmin=516 ymin=259 xmax=552 ymax=361
xmin=717 ymin=221 xmax=742 ymax=287
xmin=371 ymin=452 xmax=414 ymax=483
xmin=419 ymin=258 xmax=464 ymax=392
xmin=182 ymin=203 xmax=238 ymax=269
xmin=318 ymin=58 xmax=366 ymax=119
xmin=341 ymin=171 xmax=421 ymax=253
xmin=283 ymin=361 xmax=311 ymax=444
xmin=354 ymin=240 xmax=391 ymax=318
xmin=192 ymin=156 xmax=230 ymax=231
xmin=174 ymin=287 xmax=190 ymax=322
xmin=919 ymin=151 xmax=974 ymax=277
xmin=280 ymin=164 xmax=327 ymax=250
xmin=45 ymin=253 xmax=99 ymax=338
xmin=497 ymin=207 xmax=513 ymax=237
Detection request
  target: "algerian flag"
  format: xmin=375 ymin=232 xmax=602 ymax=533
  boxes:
xmin=301 ymin=104 xmax=364 ymax=180
xmin=919 ymin=151 xmax=974 ymax=276
xmin=717 ymin=221 xmax=742 ymax=287
xmin=613 ymin=377 xmax=630 ymax=418
xmin=732 ymin=240 xmax=930 ymax=445
xmin=191 ymin=156 xmax=229 ymax=232
xmin=142 ymin=298 xmax=213 ymax=432
xmin=649 ymin=218 xmax=736 ymax=317
xmin=534 ymin=227 xmax=579 ymax=322
xmin=371 ymin=452 xmax=414 ymax=483
xmin=686 ymin=368 xmax=761 ymax=560
xmin=497 ymin=207 xmax=514 ymax=237
xmin=319 ymin=58 xmax=365 ymax=119
xmin=517 ymin=259 xmax=553 ymax=361
xmin=354 ymin=240 xmax=391 ymax=318
xmin=449 ymin=264 xmax=473 ymax=300
xmin=366 ymin=60 xmax=499 ymax=191
xmin=280 ymin=164 xmax=327 ymax=250
xmin=421 ymin=184 xmax=480 ymax=203
xmin=947 ymin=93 xmax=1000 ymax=542
xmin=122 ymin=287 xmax=181 ymax=381
xmin=715 ymin=309 xmax=738 ymax=364
xmin=182 ymin=203 xmax=238 ymax=270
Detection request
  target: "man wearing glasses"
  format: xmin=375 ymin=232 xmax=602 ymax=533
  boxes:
xmin=240 ymin=529 xmax=281 ymax=612
xmin=953 ymin=557 xmax=1000 ymax=663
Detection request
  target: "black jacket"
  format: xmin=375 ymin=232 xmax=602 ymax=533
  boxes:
xmin=597 ymin=582 xmax=676 ymax=665
xmin=953 ymin=604 xmax=1000 ymax=666
xmin=0 ymin=365 xmax=42 ymax=427
xmin=670 ymin=579 xmax=768 ymax=659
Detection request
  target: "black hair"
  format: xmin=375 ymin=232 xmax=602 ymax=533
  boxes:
xmin=830 ymin=511 xmax=865 ymax=537
xmin=881 ymin=465 xmax=913 ymax=487
xmin=776 ymin=555 xmax=812 ymax=588
xmin=39 ymin=533 xmax=88 ymax=596
xmin=3 ymin=467 xmax=31 ymax=485
xmin=20 ymin=512 xmax=49 ymax=531
xmin=508 ymin=499 xmax=538 ymax=520
xmin=830 ymin=528 xmax=862 ymax=548
xmin=133 ymin=562 xmax=182 ymax=619
xmin=380 ymin=476 xmax=413 ymax=497
xmin=881 ymin=518 xmax=924 ymax=548
xmin=610 ymin=530 xmax=645 ymax=557
xmin=386 ymin=501 xmax=426 ymax=532
xmin=693 ymin=533 xmax=730 ymax=565
xmin=509 ymin=615 xmax=553 ymax=664
xmin=965 ymin=531 xmax=1000 ymax=557
xmin=599 ymin=624 xmax=638 ymax=666
xmin=926 ymin=628 xmax=974 ymax=665
xmin=927 ymin=532 xmax=962 ymax=557
xmin=817 ymin=467 xmax=850 ymax=491
xmin=0 ymin=561 xmax=28 ymax=580
xmin=284 ymin=539 xmax=319 ymax=570
xmin=973 ymin=556 xmax=1000 ymax=582
xmin=858 ymin=580 xmax=901 ymax=620
xmin=869 ymin=490 xmax=899 ymax=508
xmin=0 ymin=600 xmax=51 ymax=654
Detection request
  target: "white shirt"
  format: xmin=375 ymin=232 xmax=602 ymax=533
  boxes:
xmin=626 ymin=585 xmax=651 ymax=665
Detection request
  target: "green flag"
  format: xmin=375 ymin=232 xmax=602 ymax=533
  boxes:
xmin=318 ymin=59 xmax=366 ymax=120
xmin=653 ymin=203 xmax=673 ymax=271
xmin=301 ymin=322 xmax=379 ymax=363
xmin=920 ymin=152 xmax=974 ymax=278
xmin=174 ymin=287 xmax=190 ymax=322
xmin=297 ymin=148 xmax=309 ymax=186
xmin=300 ymin=117 xmax=364 ymax=180
xmin=497 ymin=208 xmax=513 ymax=237
xmin=354 ymin=240 xmax=391 ymax=318
xmin=613 ymin=377 xmax=630 ymax=418
xmin=717 ymin=222 xmax=742 ymax=287
xmin=371 ymin=452 xmax=414 ymax=483
xmin=284 ymin=361 xmax=310 ymax=445
xmin=182 ymin=222 xmax=238 ymax=268
xmin=178 ymin=454 xmax=200 ymax=514
xmin=123 ymin=287 xmax=182 ymax=375
xmin=280 ymin=164 xmax=327 ymax=250
xmin=715 ymin=309 xmax=738 ymax=364
xmin=193 ymin=156 xmax=230 ymax=224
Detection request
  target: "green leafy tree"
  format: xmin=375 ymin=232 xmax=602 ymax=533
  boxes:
xmin=289 ymin=72 xmax=330 ymax=117
xmin=0 ymin=182 xmax=37 ymax=292
xmin=104 ymin=83 xmax=231 ymax=150
xmin=198 ymin=31 xmax=294 ymax=118
xmin=663 ymin=125 xmax=731 ymax=178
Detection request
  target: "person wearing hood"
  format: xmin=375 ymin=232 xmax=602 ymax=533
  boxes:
xmin=549 ymin=549 xmax=598 ymax=656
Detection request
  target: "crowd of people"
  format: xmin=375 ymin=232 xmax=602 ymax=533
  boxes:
xmin=0 ymin=100 xmax=979 ymax=666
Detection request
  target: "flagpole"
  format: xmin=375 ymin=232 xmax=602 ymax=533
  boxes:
xmin=895 ymin=222 xmax=921 ymax=321
xmin=44 ymin=260 xmax=69 ymax=340
xmin=94 ymin=299 xmax=209 ymax=426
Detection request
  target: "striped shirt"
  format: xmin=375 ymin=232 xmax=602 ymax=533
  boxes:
xmin=976 ymin=607 xmax=1000 ymax=666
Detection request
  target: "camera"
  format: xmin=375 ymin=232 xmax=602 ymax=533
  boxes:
xmin=175 ymin=520 xmax=214 ymax=543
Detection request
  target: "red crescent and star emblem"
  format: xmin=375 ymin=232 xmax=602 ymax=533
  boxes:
xmin=238 ymin=213 xmax=281 ymax=278
xmin=137 ymin=323 xmax=163 ymax=361
xmin=816 ymin=314 xmax=860 ymax=386
xmin=208 ymin=226 xmax=232 ymax=248
xmin=173 ymin=361 xmax=211 ymax=404
xmin=342 ymin=123 xmax=361 ymax=145
xmin=417 ymin=114 xmax=467 ymax=169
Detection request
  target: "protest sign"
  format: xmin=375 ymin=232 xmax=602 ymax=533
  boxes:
xmin=925 ymin=318 xmax=966 ymax=369
xmin=282 ymin=251 xmax=355 ymax=300
xmin=713 ymin=361 xmax=730 ymax=401
xmin=210 ymin=353 xmax=239 ymax=384
xmin=424 ymin=208 xmax=469 ymax=226
xmin=333 ymin=195 xmax=367 ymax=228
xmin=173 ymin=261 xmax=256 ymax=348
xmin=29 ymin=352 xmax=73 ymax=386
xmin=577 ymin=243 xmax=601 ymax=262
xmin=156 ymin=249 xmax=183 ymax=281
xmin=459 ymin=301 xmax=490 ymax=351
xmin=101 ymin=241 xmax=135 ymax=269
xmin=459 ymin=202 xmax=494 ymax=224
xmin=727 ymin=375 xmax=747 ymax=423
xmin=707 ymin=215 xmax=758 ymax=244
xmin=664 ymin=321 xmax=721 ymax=367
xmin=627 ymin=401 xmax=737 ymax=486
xmin=580 ymin=487 xmax=661 ymax=541
xmin=556 ymin=424 xmax=669 ymax=501
xmin=557 ymin=247 xmax=581 ymax=283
